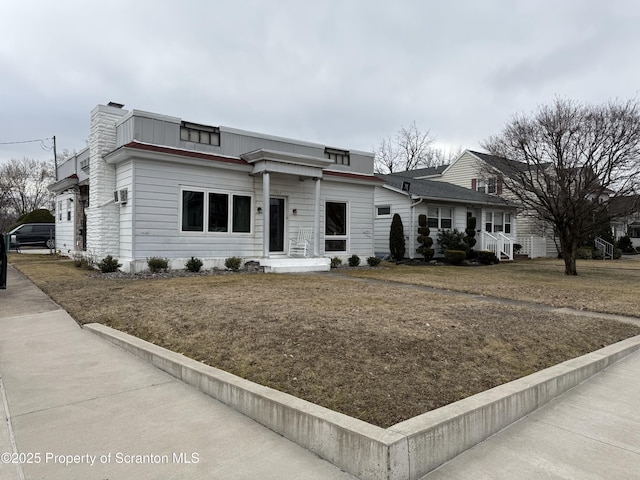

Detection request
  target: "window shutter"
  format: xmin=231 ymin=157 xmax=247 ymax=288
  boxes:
xmin=497 ymin=177 xmax=503 ymax=195
xmin=471 ymin=178 xmax=477 ymax=191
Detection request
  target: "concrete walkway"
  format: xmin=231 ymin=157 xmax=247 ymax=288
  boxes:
xmin=0 ymin=265 xmax=356 ymax=480
xmin=424 ymin=348 xmax=640 ymax=479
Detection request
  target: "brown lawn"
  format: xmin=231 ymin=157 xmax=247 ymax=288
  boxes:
xmin=8 ymin=254 xmax=640 ymax=428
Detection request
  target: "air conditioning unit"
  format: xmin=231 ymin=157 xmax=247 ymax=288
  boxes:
xmin=113 ymin=189 xmax=129 ymax=204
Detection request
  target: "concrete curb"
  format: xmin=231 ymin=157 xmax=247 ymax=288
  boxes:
xmin=83 ymin=323 xmax=640 ymax=480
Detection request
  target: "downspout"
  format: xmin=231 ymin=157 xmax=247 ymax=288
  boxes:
xmin=409 ymin=195 xmax=423 ymax=259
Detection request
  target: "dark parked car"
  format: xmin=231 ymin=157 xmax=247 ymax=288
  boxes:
xmin=8 ymin=223 xmax=55 ymax=249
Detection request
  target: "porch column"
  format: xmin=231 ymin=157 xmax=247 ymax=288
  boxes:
xmin=262 ymin=172 xmax=270 ymax=258
xmin=313 ymin=177 xmax=321 ymax=257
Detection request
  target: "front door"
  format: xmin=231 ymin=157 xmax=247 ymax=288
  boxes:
xmin=269 ymin=197 xmax=285 ymax=253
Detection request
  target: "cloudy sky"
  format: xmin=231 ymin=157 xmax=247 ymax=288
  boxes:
xmin=1 ymin=0 xmax=639 ymax=165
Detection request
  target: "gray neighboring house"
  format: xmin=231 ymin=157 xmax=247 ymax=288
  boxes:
xmin=374 ymin=173 xmax=518 ymax=260
xmin=48 ymin=102 xmax=382 ymax=273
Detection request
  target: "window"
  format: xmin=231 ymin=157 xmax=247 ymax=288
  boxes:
xmin=324 ymin=148 xmax=350 ymax=166
xmin=232 ymin=195 xmax=252 ymax=233
xmin=485 ymin=212 xmax=511 ymax=234
xmin=476 ymin=177 xmax=498 ymax=194
xmin=182 ymin=191 xmax=204 ymax=231
xmin=376 ymin=205 xmax=391 ymax=217
xmin=325 ymin=201 xmax=347 ymax=251
xmin=209 ymin=193 xmax=228 ymax=232
xmin=180 ymin=122 xmax=220 ymax=146
xmin=58 ymin=201 xmax=62 ymax=221
xmin=485 ymin=211 xmax=493 ymax=232
xmin=66 ymin=199 xmax=72 ymax=222
xmin=182 ymin=190 xmax=251 ymax=234
xmin=428 ymin=206 xmax=452 ymax=229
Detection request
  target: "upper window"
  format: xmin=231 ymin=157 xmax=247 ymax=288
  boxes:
xmin=180 ymin=122 xmax=220 ymax=146
xmin=324 ymin=148 xmax=350 ymax=166
xmin=325 ymin=201 xmax=347 ymax=252
xmin=476 ymin=177 xmax=499 ymax=194
xmin=181 ymin=189 xmax=251 ymax=234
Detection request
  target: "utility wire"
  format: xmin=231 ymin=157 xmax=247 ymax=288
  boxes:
xmin=0 ymin=138 xmax=54 ymax=150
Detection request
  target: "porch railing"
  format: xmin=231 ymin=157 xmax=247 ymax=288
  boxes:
xmin=479 ymin=231 xmax=514 ymax=261
xmin=594 ymin=237 xmax=614 ymax=260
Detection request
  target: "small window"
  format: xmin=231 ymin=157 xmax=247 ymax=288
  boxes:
xmin=180 ymin=122 xmax=221 ymax=146
xmin=58 ymin=201 xmax=62 ymax=221
xmin=504 ymin=213 xmax=511 ymax=234
xmin=324 ymin=148 xmax=350 ymax=166
xmin=376 ymin=205 xmax=391 ymax=216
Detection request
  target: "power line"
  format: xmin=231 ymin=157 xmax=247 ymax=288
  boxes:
xmin=0 ymin=137 xmax=54 ymax=151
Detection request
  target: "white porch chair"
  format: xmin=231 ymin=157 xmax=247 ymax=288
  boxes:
xmin=289 ymin=227 xmax=313 ymax=257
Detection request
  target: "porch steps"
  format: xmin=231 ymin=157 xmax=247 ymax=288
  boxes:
xmin=258 ymin=257 xmax=331 ymax=273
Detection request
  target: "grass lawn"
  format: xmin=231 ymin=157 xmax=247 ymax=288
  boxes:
xmin=8 ymin=254 xmax=640 ymax=428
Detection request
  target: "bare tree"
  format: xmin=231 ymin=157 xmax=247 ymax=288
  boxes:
xmin=375 ymin=121 xmax=437 ymax=173
xmin=0 ymin=158 xmax=55 ymax=219
xmin=482 ymin=97 xmax=640 ymax=275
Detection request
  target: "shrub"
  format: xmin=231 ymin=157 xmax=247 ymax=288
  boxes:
xmin=185 ymin=256 xmax=203 ymax=272
xmin=463 ymin=216 xmax=477 ymax=251
xmin=416 ymin=214 xmax=434 ymax=261
xmin=348 ymin=254 xmax=361 ymax=267
xmin=224 ymin=256 xmax=242 ymax=271
xmin=614 ymin=248 xmax=623 ymax=259
xmin=576 ymin=247 xmax=593 ymax=260
xmin=330 ymin=256 xmax=342 ymax=268
xmin=437 ymin=229 xmax=467 ymax=253
xmin=72 ymin=254 xmax=93 ymax=270
xmin=147 ymin=256 xmax=169 ymax=273
xmin=98 ymin=255 xmax=121 ymax=273
xmin=513 ymin=243 xmax=522 ymax=254
xmin=444 ymin=249 xmax=466 ymax=265
xmin=10 ymin=208 xmax=55 ymax=230
xmin=477 ymin=250 xmax=499 ymax=265
xmin=389 ymin=213 xmax=405 ymax=261
xmin=617 ymin=235 xmax=634 ymax=253
xmin=592 ymin=249 xmax=604 ymax=260
xmin=366 ymin=256 xmax=381 ymax=267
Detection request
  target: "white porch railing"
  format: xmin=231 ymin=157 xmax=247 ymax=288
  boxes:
xmin=595 ymin=237 xmax=614 ymax=260
xmin=479 ymin=231 xmax=514 ymax=261
xmin=517 ymin=236 xmax=548 ymax=259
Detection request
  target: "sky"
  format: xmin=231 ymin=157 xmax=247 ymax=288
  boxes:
xmin=1 ymin=0 xmax=640 ymax=165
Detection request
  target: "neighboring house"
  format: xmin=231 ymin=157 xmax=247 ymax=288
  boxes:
xmin=415 ymin=150 xmax=557 ymax=257
xmin=375 ymin=173 xmax=518 ymax=260
xmin=610 ymin=195 xmax=640 ymax=248
xmin=48 ymin=102 xmax=382 ymax=273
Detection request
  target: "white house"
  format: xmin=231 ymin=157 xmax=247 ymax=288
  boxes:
xmin=49 ymin=102 xmax=382 ymax=273
xmin=375 ymin=173 xmax=518 ymax=260
xmin=410 ymin=150 xmax=557 ymax=257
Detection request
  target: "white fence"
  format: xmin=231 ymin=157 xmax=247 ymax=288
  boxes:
xmin=517 ymin=236 xmax=548 ymax=259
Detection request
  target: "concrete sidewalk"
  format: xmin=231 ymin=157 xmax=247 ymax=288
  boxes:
xmin=0 ymin=265 xmax=356 ymax=480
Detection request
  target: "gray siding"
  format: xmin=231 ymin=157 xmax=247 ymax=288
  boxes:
xmin=115 ymin=161 xmax=134 ymax=260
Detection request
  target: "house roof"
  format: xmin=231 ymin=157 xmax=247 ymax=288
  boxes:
xmin=381 ymin=173 xmax=514 ymax=208
xmin=396 ymin=164 xmax=449 ymax=178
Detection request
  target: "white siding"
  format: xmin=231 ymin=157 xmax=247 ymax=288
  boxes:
xmin=55 ymin=193 xmax=76 ymax=253
xmin=131 ymin=159 xmax=256 ymax=261
xmin=321 ymin=181 xmax=375 ymax=259
xmin=436 ymin=151 xmax=480 ymax=188
xmin=373 ymin=187 xmax=411 ymax=257
xmin=115 ymin=160 xmax=134 ymax=260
